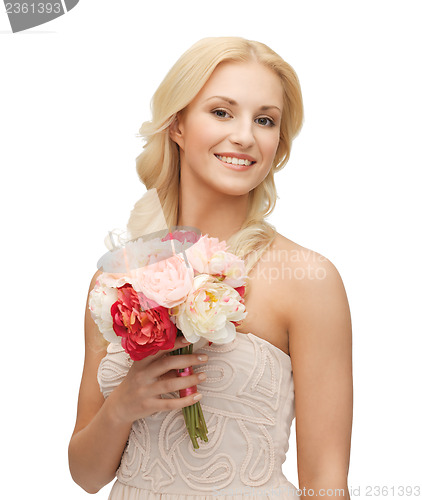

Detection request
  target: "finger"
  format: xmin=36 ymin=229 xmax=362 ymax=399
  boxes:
xmin=154 ymin=365 xmax=199 ymax=387
xmin=157 ymin=369 xmax=178 ymax=381
xmin=154 ymin=392 xmax=203 ymax=411
xmin=132 ymin=336 xmax=193 ymax=368
xmin=153 ymin=370 xmax=205 ymax=397
xmin=148 ymin=352 xmax=207 ymax=380
xmin=163 ymin=335 xmax=193 ymax=353
xmin=146 ymin=337 xmax=194 ymax=367
xmin=150 ymin=335 xmax=193 ymax=360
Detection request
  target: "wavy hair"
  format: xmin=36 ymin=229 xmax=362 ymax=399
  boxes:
xmin=126 ymin=36 xmax=304 ymax=298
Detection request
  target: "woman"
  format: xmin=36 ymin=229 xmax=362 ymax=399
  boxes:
xmin=68 ymin=36 xmax=353 ymax=499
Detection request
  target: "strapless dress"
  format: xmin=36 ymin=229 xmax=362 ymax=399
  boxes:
xmin=97 ymin=331 xmax=298 ymax=499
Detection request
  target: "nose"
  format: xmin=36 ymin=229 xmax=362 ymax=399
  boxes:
xmin=229 ymin=118 xmax=255 ymax=149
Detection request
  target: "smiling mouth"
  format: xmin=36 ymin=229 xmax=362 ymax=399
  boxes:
xmin=214 ymin=154 xmax=256 ymax=166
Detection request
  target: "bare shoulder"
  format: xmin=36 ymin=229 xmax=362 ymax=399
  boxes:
xmin=272 ymin=232 xmax=337 ymax=276
xmin=268 ymin=232 xmax=352 ymax=354
xmin=269 ymin=232 xmax=348 ymax=303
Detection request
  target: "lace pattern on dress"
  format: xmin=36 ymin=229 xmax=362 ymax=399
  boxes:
xmin=97 ymin=332 xmax=295 ymax=495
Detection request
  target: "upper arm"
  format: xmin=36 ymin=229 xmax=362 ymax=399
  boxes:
xmin=288 ymin=254 xmax=353 ymax=484
xmin=71 ymin=269 xmax=109 ymax=437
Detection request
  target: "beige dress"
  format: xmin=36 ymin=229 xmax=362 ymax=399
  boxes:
xmin=97 ymin=331 xmax=298 ymax=499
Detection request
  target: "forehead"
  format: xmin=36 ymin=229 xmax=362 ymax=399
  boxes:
xmin=193 ymin=61 xmax=284 ymax=109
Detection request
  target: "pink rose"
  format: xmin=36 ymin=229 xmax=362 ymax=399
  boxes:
xmin=185 ymin=235 xmax=227 ymax=274
xmin=185 ymin=235 xmax=246 ymax=287
xmin=111 ymin=284 xmax=177 ymax=361
xmin=129 ymin=253 xmax=194 ymax=309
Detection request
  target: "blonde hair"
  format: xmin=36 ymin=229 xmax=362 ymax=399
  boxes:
xmin=127 ymin=36 xmax=304 ymax=298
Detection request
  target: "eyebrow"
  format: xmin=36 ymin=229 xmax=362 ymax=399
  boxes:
xmin=204 ymin=95 xmax=281 ymax=112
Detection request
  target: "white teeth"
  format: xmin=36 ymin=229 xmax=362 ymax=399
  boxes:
xmin=216 ymin=155 xmax=253 ymax=166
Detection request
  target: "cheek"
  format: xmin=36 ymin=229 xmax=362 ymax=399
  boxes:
xmin=187 ymin=117 xmax=222 ymax=152
xmin=261 ymin=132 xmax=280 ymax=161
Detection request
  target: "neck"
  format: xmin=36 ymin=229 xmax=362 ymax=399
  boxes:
xmin=177 ymin=182 xmax=249 ymax=244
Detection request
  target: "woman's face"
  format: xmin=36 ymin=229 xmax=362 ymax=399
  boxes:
xmin=170 ymin=60 xmax=284 ymax=197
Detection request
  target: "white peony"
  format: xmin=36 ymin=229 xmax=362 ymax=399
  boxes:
xmin=174 ymin=274 xmax=247 ymax=344
xmin=88 ymin=275 xmax=120 ymax=343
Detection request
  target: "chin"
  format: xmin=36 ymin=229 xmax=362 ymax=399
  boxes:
xmin=212 ymin=183 xmax=253 ymax=197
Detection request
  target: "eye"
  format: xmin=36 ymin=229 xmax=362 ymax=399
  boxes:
xmin=256 ymin=116 xmax=275 ymax=127
xmin=211 ymin=108 xmax=231 ymax=119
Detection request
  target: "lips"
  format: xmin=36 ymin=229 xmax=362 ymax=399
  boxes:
xmin=214 ymin=154 xmax=257 ymax=168
xmin=214 ymin=154 xmax=255 ymax=171
xmin=214 ymin=152 xmax=257 ymax=162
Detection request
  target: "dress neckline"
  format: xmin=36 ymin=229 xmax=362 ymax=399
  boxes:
xmin=238 ymin=331 xmax=291 ymax=365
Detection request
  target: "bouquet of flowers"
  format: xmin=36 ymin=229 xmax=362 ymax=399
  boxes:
xmin=88 ymin=227 xmax=248 ymax=449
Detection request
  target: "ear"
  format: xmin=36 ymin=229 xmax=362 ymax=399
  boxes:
xmin=169 ymin=113 xmax=185 ymax=150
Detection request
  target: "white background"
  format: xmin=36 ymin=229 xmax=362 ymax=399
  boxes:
xmin=1 ymin=1 xmax=421 ymax=498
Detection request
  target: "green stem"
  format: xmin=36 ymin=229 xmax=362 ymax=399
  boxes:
xmin=174 ymin=330 xmax=208 ymax=449
xmin=197 ymin=402 xmax=208 ymax=437
xmin=189 ymin=405 xmax=194 ymax=437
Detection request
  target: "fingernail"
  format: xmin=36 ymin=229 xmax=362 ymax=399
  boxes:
xmin=181 ymin=337 xmax=191 ymax=344
xmin=193 ymin=393 xmax=202 ymax=401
